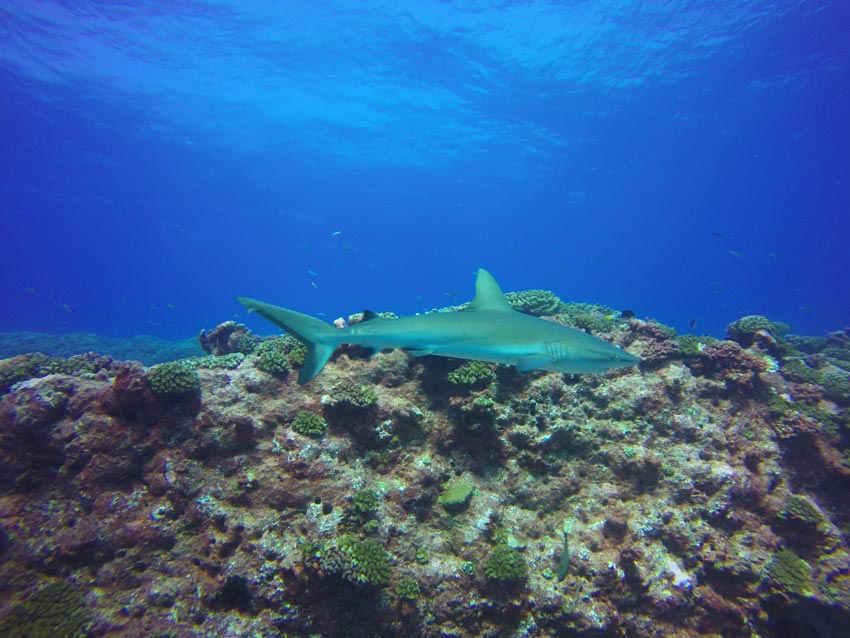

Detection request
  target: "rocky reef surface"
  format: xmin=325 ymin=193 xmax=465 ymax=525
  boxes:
xmin=1 ymin=302 xmax=850 ymax=638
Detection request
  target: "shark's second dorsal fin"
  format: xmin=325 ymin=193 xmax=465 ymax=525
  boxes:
xmin=468 ymin=268 xmax=514 ymax=312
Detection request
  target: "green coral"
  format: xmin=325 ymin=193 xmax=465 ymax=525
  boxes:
xmin=437 ymin=477 xmax=474 ymax=512
xmin=448 ymin=361 xmax=496 ymax=387
xmin=256 ymin=346 xmax=290 ymax=377
xmin=256 ymin=335 xmax=309 ymax=369
xmin=780 ymin=495 xmax=825 ymax=526
xmin=0 ymin=581 xmax=93 ymax=638
xmin=291 ymin=410 xmax=327 ymax=437
xmin=762 ymin=549 xmax=814 ymax=595
xmin=231 ymin=329 xmax=259 ymax=354
xmin=319 ymin=537 xmax=392 ymax=587
xmin=822 ymin=372 xmax=850 ymax=405
xmin=415 ymin=548 xmax=429 ymax=564
xmin=0 ymin=353 xmax=97 ymax=395
xmin=147 ymin=361 xmax=200 ymax=395
xmin=506 ymin=289 xmax=566 ymax=316
xmin=484 ymin=543 xmax=528 ymax=582
xmin=181 ymin=353 xmax=245 ymax=370
xmin=353 ymin=489 xmax=380 ymax=514
xmin=329 ymin=381 xmax=378 ymax=409
xmin=781 ymin=359 xmax=823 ymax=385
xmin=349 ymin=538 xmax=392 ymax=587
xmin=726 ymin=315 xmax=778 ymax=345
xmin=283 ymin=336 xmax=309 ymax=367
xmin=461 ymin=561 xmax=477 ymax=578
xmin=676 ymin=334 xmax=718 ymax=357
xmin=394 ymin=576 xmax=421 ymax=600
xmin=0 ymin=355 xmax=34 ymax=393
xmin=558 ymin=302 xmax=625 ymax=334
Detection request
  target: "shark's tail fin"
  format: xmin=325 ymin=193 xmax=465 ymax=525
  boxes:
xmin=238 ymin=297 xmax=339 ymax=384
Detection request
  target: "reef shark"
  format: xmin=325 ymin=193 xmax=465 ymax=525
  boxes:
xmin=238 ymin=269 xmax=640 ymax=384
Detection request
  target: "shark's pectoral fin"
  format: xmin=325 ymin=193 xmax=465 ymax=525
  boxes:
xmin=404 ymin=348 xmax=435 ymax=357
xmin=515 ymin=356 xmax=550 ymax=373
xmin=299 ymin=342 xmax=337 ymax=385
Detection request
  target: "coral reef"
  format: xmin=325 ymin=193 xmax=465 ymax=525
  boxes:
xmin=505 ymin=289 xmax=565 ymax=316
xmin=0 ymin=581 xmax=93 ymax=638
xmin=291 ymin=410 xmax=327 ymax=438
xmin=1 ymin=312 xmax=850 ymax=638
xmin=447 ymin=361 xmax=496 ymax=387
xmin=199 ymin=321 xmax=258 ymax=356
xmin=437 ymin=476 xmax=475 ymax=512
xmin=146 ymin=361 xmax=201 ymax=395
xmin=484 ymin=542 xmax=528 ymax=583
xmin=0 ymin=331 xmax=203 ymax=366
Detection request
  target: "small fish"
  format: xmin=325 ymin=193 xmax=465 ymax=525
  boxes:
xmin=768 ymin=252 xmax=781 ymax=259
xmin=689 ymin=318 xmax=697 ymax=328
xmin=557 ymin=530 xmax=570 ymax=582
xmin=308 ymin=270 xmax=318 ymax=276
xmin=150 ymin=304 xmax=160 ymax=310
xmin=311 ymin=281 xmax=318 ymax=289
xmin=711 ymin=231 xmax=724 ymax=238
xmin=728 ymin=250 xmax=742 ymax=258
xmin=62 ymin=303 xmax=75 ymax=314
xmin=341 ymin=245 xmax=352 ymax=252
xmin=167 ymin=304 xmax=176 ymax=311
xmin=620 ymin=309 xmax=635 ymax=319
xmin=331 ymin=231 xmax=342 ymax=237
xmin=444 ymin=292 xmax=457 ymax=297
xmin=27 ymin=287 xmax=39 ymax=295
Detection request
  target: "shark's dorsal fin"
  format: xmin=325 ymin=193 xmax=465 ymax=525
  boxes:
xmin=468 ymin=269 xmax=514 ymax=312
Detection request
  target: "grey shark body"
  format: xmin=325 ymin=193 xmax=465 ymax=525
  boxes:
xmin=239 ymin=269 xmax=640 ymax=384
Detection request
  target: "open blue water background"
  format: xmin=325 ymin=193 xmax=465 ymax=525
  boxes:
xmin=1 ymin=1 xmax=848 ymax=344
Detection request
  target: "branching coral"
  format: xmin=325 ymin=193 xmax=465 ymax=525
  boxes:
xmin=319 ymin=536 xmax=391 ymax=587
xmin=291 ymin=410 xmax=327 ymax=437
xmin=146 ymin=361 xmax=200 ymax=395
xmin=448 ymin=361 xmax=496 ymax=387
xmin=505 ymin=289 xmax=566 ymax=316
xmin=327 ymin=381 xmax=378 ymax=410
xmin=484 ymin=543 xmax=527 ymax=582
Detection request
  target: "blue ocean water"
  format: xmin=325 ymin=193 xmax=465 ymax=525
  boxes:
xmin=1 ymin=1 xmax=848 ymax=344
